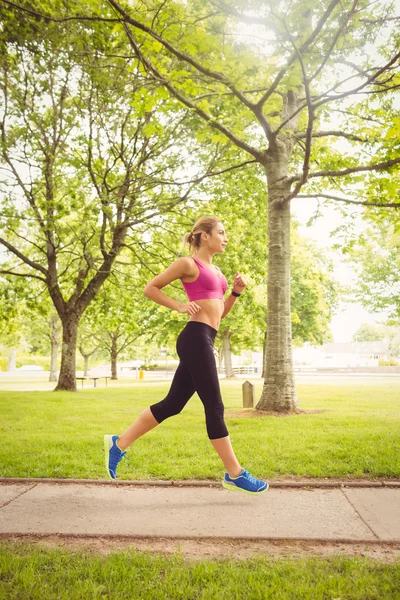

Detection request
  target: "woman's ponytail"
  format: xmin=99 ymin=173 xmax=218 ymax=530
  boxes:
xmin=181 ymin=216 xmax=221 ymax=255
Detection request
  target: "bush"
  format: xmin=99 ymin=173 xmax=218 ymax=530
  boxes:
xmin=378 ymin=358 xmax=399 ymax=366
xmin=0 ymin=354 xmax=107 ymax=372
xmin=0 ymin=355 xmax=51 ymax=371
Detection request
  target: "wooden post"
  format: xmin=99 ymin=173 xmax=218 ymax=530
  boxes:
xmin=242 ymin=381 xmax=254 ymax=408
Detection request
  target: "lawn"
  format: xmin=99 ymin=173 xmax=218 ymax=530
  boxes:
xmin=0 ymin=377 xmax=399 ymax=480
xmin=0 ymin=541 xmax=399 ymax=600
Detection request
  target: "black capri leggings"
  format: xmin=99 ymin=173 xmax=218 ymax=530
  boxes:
xmin=150 ymin=321 xmax=229 ymax=440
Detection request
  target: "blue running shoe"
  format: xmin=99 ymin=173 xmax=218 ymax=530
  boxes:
xmin=222 ymin=469 xmax=269 ymax=495
xmin=104 ymin=434 xmax=128 ymax=480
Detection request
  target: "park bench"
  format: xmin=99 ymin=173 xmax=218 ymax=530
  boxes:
xmin=76 ymin=376 xmax=111 ymax=388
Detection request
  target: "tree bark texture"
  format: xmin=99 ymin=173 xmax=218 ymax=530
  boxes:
xmin=111 ymin=334 xmax=118 ymax=380
xmin=54 ymin=315 xmax=79 ymax=391
xmin=83 ymin=355 xmax=90 ymax=377
xmin=222 ymin=329 xmax=235 ymax=378
xmin=256 ymin=144 xmax=298 ymax=411
xmin=49 ymin=315 xmax=60 ymax=382
xmin=261 ymin=329 xmax=267 ymax=379
xmin=7 ymin=348 xmax=16 ymax=373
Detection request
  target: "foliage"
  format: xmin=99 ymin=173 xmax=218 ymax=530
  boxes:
xmin=353 ymin=323 xmax=400 ymax=358
xmin=291 ymin=229 xmax=339 ymax=346
xmin=378 ymin=358 xmax=398 ymax=367
xmin=344 ymin=220 xmax=400 ymax=320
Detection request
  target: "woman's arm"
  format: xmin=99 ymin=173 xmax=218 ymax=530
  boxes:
xmin=144 ymin=257 xmax=201 ymax=316
xmin=221 ymin=272 xmax=246 ymax=319
xmin=144 ymin=286 xmax=183 ymax=312
xmin=221 ymin=294 xmax=238 ymax=319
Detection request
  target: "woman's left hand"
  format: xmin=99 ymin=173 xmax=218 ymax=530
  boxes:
xmin=232 ymin=272 xmax=246 ymax=295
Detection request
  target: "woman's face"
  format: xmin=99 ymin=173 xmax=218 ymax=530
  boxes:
xmin=208 ymin=222 xmax=228 ymax=253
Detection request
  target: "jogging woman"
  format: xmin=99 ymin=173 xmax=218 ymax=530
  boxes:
xmin=104 ymin=216 xmax=268 ymax=494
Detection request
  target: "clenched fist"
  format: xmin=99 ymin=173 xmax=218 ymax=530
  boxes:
xmin=232 ymin=272 xmax=246 ymax=295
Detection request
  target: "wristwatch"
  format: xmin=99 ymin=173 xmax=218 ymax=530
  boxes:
xmin=231 ymin=291 xmax=241 ymax=297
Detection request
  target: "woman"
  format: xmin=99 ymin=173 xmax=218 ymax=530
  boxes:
xmin=104 ymin=216 xmax=268 ymax=494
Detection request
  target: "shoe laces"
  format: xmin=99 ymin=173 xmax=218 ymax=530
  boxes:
xmin=110 ymin=446 xmax=129 ymax=469
xmin=242 ymin=469 xmax=258 ymax=485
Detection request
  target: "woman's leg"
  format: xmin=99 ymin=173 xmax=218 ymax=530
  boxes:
xmin=105 ymin=356 xmax=196 ymax=479
xmin=210 ymin=436 xmax=242 ymax=478
xmin=117 ymin=407 xmax=159 ymax=451
xmin=178 ymin=324 xmax=242 ymax=477
xmin=117 ymin=361 xmax=196 ymax=451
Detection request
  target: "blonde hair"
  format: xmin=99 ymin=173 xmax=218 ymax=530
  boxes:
xmin=182 ymin=216 xmax=222 ymax=255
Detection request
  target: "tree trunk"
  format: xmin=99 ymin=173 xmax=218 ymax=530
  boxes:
xmin=7 ymin=348 xmax=16 ymax=372
xmin=83 ymin=355 xmax=90 ymax=377
xmin=111 ymin=334 xmax=118 ymax=380
xmin=222 ymin=330 xmax=235 ymax=378
xmin=49 ymin=315 xmax=60 ymax=382
xmin=256 ymin=147 xmax=298 ymax=411
xmin=261 ymin=329 xmax=267 ymax=379
xmin=54 ymin=314 xmax=79 ymax=391
xmin=218 ymin=347 xmax=223 ymax=373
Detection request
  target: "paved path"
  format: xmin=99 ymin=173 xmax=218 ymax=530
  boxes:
xmin=1 ymin=480 xmax=399 ymax=543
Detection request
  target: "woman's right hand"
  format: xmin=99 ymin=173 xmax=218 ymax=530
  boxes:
xmin=178 ymin=302 xmax=202 ymax=316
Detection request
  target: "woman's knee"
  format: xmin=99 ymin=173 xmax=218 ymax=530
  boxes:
xmin=204 ymin=404 xmax=228 ymax=439
xmin=150 ymin=397 xmax=182 ymax=422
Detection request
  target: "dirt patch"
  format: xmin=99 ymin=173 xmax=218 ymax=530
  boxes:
xmin=3 ymin=535 xmax=400 ymax=563
xmin=225 ymin=409 xmax=326 ymax=418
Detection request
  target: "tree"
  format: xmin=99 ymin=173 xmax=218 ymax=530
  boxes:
xmin=0 ymin=277 xmax=24 ymax=371
xmin=77 ymin=326 xmax=99 ymax=377
xmin=127 ymin=167 xmax=338 ymax=378
xmin=0 ymin=6 xmax=237 ymax=390
xmin=344 ymin=220 xmax=400 ymax=320
xmin=352 ymin=323 xmax=400 ymax=358
xmin=10 ymin=0 xmax=398 ymax=406
xmin=290 ymin=229 xmax=338 ymax=347
xmin=352 ymin=323 xmax=386 ymax=342
xmin=100 ymin=0 xmax=399 ymax=410
xmin=81 ymin=266 xmax=160 ymax=379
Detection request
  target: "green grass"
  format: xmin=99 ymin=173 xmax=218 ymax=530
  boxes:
xmin=0 ymin=542 xmax=399 ymax=600
xmin=0 ymin=378 xmax=399 ymax=480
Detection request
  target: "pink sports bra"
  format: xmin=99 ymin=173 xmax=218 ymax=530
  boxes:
xmin=182 ymin=257 xmax=228 ymax=301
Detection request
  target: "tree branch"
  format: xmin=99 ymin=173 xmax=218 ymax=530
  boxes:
xmin=275 ymin=52 xmax=399 ymax=137
xmin=314 ymin=51 xmax=400 ymax=108
xmin=289 ymin=157 xmax=400 ymax=183
xmin=255 ymin=0 xmax=341 ymax=110
xmin=0 ymin=237 xmax=48 ymax=276
xmin=283 ymin=21 xmax=314 ymax=202
xmin=118 ymin=20 xmax=265 ymax=161
xmin=310 ymin=0 xmax=358 ymax=82
xmin=329 ymin=108 xmax=384 ymax=126
xmin=296 ymin=130 xmax=367 ymax=142
xmin=106 ymin=1 xmax=253 ymax=107
xmin=0 ymin=269 xmax=47 ymax=281
xmin=296 ymin=193 xmax=400 ymax=209
xmin=151 ymin=158 xmax=258 ymax=186
xmin=107 ymin=0 xmax=275 ymax=143
xmin=0 ymin=0 xmax=121 ymax=23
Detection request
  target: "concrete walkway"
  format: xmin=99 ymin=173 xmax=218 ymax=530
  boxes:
xmin=1 ymin=479 xmax=399 ymax=543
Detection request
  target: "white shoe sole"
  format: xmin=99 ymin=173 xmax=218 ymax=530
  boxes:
xmin=222 ymin=481 xmax=269 ymax=495
xmin=103 ymin=434 xmax=115 ymax=480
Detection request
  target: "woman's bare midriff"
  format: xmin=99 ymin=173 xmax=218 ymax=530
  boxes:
xmin=188 ymin=297 xmax=224 ymax=331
